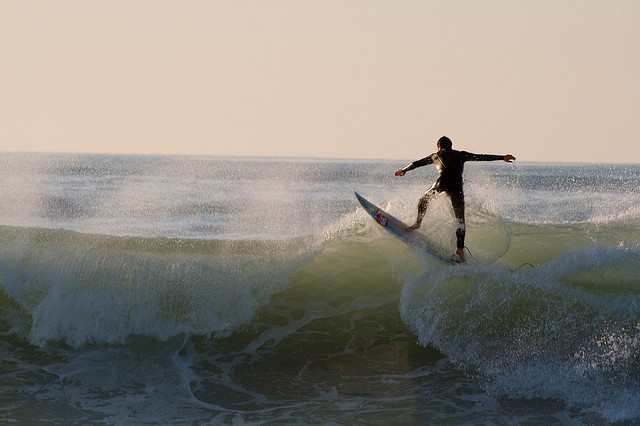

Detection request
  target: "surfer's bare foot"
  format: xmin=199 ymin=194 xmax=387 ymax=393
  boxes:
xmin=455 ymin=248 xmax=467 ymax=263
xmin=405 ymin=223 xmax=421 ymax=232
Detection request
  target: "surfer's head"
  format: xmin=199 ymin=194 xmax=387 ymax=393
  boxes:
xmin=437 ymin=136 xmax=452 ymax=150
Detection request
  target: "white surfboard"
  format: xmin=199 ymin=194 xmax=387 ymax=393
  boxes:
xmin=354 ymin=192 xmax=456 ymax=265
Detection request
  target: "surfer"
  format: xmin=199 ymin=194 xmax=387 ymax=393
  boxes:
xmin=394 ymin=136 xmax=515 ymax=262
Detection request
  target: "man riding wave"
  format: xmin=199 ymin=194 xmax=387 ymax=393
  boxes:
xmin=395 ymin=136 xmax=516 ymax=262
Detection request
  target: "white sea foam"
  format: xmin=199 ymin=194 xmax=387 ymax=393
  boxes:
xmin=400 ymin=243 xmax=640 ymax=421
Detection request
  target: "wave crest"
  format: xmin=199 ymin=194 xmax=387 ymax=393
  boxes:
xmin=0 ymin=225 xmax=319 ymax=346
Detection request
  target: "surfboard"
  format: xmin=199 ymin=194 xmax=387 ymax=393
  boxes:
xmin=354 ymin=192 xmax=456 ymax=265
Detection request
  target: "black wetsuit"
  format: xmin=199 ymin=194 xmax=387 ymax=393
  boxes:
xmin=401 ymin=149 xmax=504 ymax=249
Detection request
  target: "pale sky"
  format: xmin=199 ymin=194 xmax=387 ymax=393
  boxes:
xmin=1 ymin=0 xmax=639 ymax=163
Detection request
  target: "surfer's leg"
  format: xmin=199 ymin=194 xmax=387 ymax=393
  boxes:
xmin=449 ymin=191 xmax=466 ymax=262
xmin=407 ymin=190 xmax=438 ymax=232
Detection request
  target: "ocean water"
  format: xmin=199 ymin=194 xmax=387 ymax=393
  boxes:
xmin=1 ymin=152 xmax=639 ymax=424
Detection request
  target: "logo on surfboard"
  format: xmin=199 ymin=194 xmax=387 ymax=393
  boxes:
xmin=375 ymin=212 xmax=388 ymax=227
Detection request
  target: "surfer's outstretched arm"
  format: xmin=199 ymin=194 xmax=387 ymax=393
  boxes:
xmin=464 ymin=152 xmax=516 ymax=163
xmin=395 ymin=155 xmax=434 ymax=176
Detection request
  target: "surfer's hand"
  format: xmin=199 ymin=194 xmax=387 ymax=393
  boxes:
xmin=504 ymin=155 xmax=516 ymax=163
xmin=395 ymin=169 xmax=405 ymax=176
